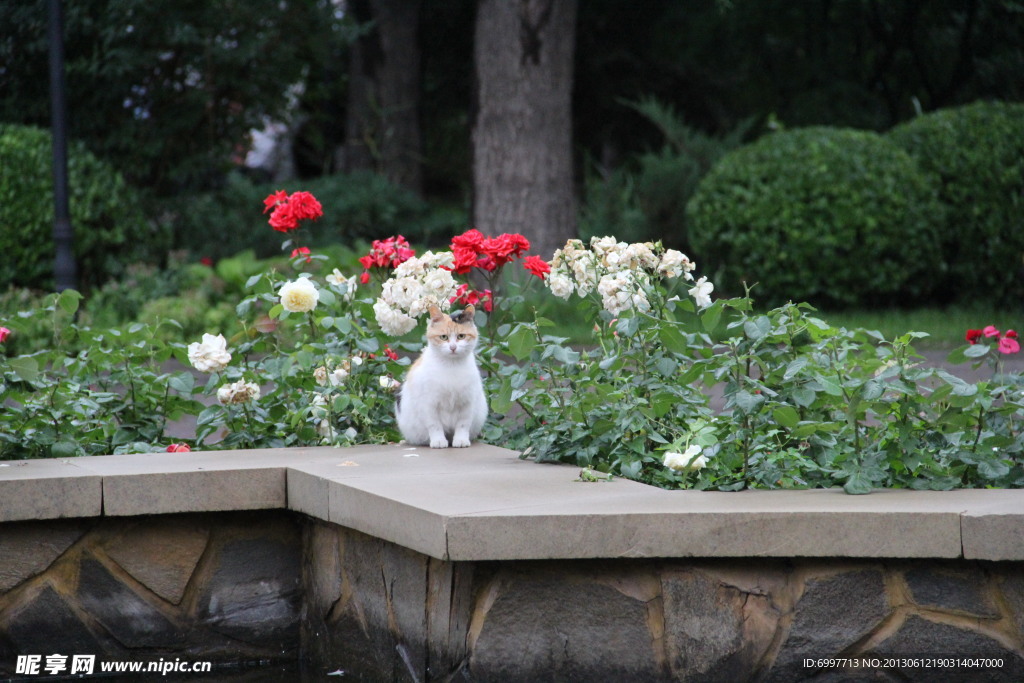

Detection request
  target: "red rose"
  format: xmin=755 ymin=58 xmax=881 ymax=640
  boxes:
xmin=522 ymin=255 xmax=551 ymax=280
xmin=263 ymin=190 xmax=287 ymax=214
xmin=451 ymin=228 xmax=486 ymax=252
xmin=166 ymin=443 xmax=191 ymax=453
xmin=291 ymin=247 xmax=312 ymax=263
xmin=966 ymin=329 xmax=983 ymax=345
xmin=264 ymin=190 xmax=323 ymax=232
xmin=451 ymin=246 xmax=483 ymax=274
xmin=0 ymin=326 xmax=10 ymax=343
xmin=1007 ymin=330 xmax=1018 ymax=339
xmin=983 ymin=325 xmax=1000 ymax=338
xmin=384 ymin=346 xmax=399 ymax=361
xmin=999 ymin=337 xmax=1021 ymax=355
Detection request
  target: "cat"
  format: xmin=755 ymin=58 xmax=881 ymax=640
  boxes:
xmin=395 ymin=304 xmax=488 ymax=448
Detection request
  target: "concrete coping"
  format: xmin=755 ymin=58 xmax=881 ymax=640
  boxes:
xmin=1 ymin=444 xmax=1021 ymax=562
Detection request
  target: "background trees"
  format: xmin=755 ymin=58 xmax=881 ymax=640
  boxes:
xmin=1 ymin=0 xmax=1021 ymax=276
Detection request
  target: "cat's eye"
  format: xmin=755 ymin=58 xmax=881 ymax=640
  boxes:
xmin=457 ymin=333 xmax=466 ymax=340
xmin=438 ymin=334 xmax=448 ymax=341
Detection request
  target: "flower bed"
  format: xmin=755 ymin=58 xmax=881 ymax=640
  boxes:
xmin=1 ymin=190 xmax=1021 ymax=494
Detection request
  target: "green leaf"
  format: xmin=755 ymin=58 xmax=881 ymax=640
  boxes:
xmin=977 ymin=458 xmax=1010 ymax=480
xmin=8 ymin=356 xmax=40 ymax=383
xmin=772 ymin=406 xmax=800 ymax=429
xmin=702 ymin=303 xmax=723 ymax=333
xmin=57 ymin=289 xmax=82 ymax=315
xmin=734 ymin=389 xmax=765 ymax=414
xmin=168 ymin=372 xmax=195 ymax=394
xmin=935 ymin=369 xmax=977 ymax=397
xmin=655 ymin=357 xmax=678 ymax=377
xmin=658 ymin=324 xmax=689 ymax=354
xmin=743 ymin=316 xmax=771 ymax=341
xmin=506 ymin=325 xmax=534 ymax=361
xmin=268 ymin=303 xmax=284 ymax=319
xmin=814 ymin=374 xmax=844 ymax=397
xmin=963 ymin=344 xmax=989 ymax=359
xmin=616 ymin=316 xmax=640 ymax=337
xmin=843 ymin=471 xmax=874 ymax=495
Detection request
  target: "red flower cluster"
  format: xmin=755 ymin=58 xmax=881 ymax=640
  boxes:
xmin=359 ymin=236 xmax=416 ymax=283
xmin=450 ymin=283 xmax=493 ymax=313
xmin=166 ymin=443 xmax=191 ymax=453
xmin=263 ymin=190 xmax=323 ymax=233
xmin=450 ymin=229 xmax=531 ymax=274
xmin=967 ymin=326 xmax=1019 ymax=354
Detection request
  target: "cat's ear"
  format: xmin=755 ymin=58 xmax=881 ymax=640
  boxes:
xmin=463 ymin=304 xmax=476 ymax=319
xmin=428 ymin=305 xmax=445 ymax=323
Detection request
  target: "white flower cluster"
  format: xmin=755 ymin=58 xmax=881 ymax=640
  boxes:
xmin=314 ymin=356 xmax=362 ymax=387
xmin=217 ymin=380 xmax=260 ymax=405
xmin=546 ymin=237 xmax=701 ymax=314
xmin=374 ymin=252 xmax=458 ymax=336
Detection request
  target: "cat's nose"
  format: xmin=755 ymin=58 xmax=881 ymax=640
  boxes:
xmin=449 ymin=343 xmax=457 ymax=353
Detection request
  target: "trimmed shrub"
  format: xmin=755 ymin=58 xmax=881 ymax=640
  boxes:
xmin=888 ymin=101 xmax=1024 ymax=307
xmin=686 ymin=126 xmax=945 ymax=308
xmin=0 ymin=124 xmax=163 ymax=290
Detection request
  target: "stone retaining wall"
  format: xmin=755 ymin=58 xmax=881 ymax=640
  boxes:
xmin=1 ymin=445 xmax=1022 ymax=680
xmin=0 ymin=511 xmax=302 ymax=678
xmin=303 ymin=521 xmax=1024 ymax=682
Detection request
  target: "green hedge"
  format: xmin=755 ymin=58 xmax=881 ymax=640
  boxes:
xmin=686 ymin=126 xmax=945 ymax=308
xmin=0 ymin=124 xmax=163 ymax=290
xmin=888 ymin=101 xmax=1024 ymax=307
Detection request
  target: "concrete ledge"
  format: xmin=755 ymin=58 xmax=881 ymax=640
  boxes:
xmin=1 ymin=445 xmax=1022 ymax=561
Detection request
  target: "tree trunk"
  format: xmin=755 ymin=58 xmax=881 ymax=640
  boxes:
xmin=344 ymin=0 xmax=423 ymax=195
xmin=472 ymin=0 xmax=577 ymax=258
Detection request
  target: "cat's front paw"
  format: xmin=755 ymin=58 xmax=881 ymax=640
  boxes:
xmin=451 ymin=435 xmax=471 ymax=448
xmin=429 ymin=437 xmax=449 ymax=449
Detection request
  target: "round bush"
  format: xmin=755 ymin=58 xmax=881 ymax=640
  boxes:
xmin=888 ymin=101 xmax=1024 ymax=307
xmin=0 ymin=124 xmax=161 ymax=290
xmin=686 ymin=126 xmax=945 ymax=308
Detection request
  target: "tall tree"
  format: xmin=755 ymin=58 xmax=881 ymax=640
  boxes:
xmin=344 ymin=0 xmax=424 ymax=195
xmin=472 ymin=0 xmax=577 ymax=258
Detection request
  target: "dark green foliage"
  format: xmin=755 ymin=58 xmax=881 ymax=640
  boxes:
xmin=888 ymin=101 xmax=1024 ymax=307
xmin=0 ymin=0 xmax=332 ymax=195
xmin=687 ymin=127 xmax=946 ymax=308
xmin=0 ymin=124 xmax=166 ymax=291
xmin=579 ymin=97 xmax=751 ymax=251
xmin=168 ymin=171 xmax=466 ymax=261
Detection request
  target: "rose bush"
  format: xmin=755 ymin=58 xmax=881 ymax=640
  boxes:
xmin=1 ymin=189 xmax=1021 ymax=493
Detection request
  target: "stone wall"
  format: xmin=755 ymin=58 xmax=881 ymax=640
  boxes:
xmin=303 ymin=520 xmax=1024 ymax=682
xmin=2 ymin=511 xmax=1023 ymax=681
xmin=0 ymin=511 xmax=302 ymax=678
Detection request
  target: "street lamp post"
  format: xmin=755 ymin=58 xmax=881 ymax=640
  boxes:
xmin=48 ymin=0 xmax=77 ymax=293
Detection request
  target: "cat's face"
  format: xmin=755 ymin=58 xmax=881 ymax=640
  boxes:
xmin=426 ymin=305 xmax=478 ymax=358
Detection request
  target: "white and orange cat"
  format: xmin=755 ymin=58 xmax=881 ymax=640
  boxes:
xmin=396 ymin=304 xmax=488 ymax=448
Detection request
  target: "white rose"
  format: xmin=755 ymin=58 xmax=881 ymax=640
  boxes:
xmin=547 ymin=272 xmax=575 ymax=299
xmin=326 ymin=269 xmax=358 ymax=301
xmin=374 ymin=299 xmax=417 ymax=337
xmin=279 ymin=277 xmax=319 ymax=313
xmin=689 ymin=276 xmax=714 ymax=309
xmin=663 ymin=444 xmax=706 ymax=471
xmin=217 ymin=380 xmax=260 ymax=405
xmin=187 ymin=333 xmax=232 ymax=373
xmin=379 ymin=375 xmax=399 ymax=391
xmin=658 ymin=249 xmax=693 ymax=280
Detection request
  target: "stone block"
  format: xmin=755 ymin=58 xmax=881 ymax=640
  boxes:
xmin=768 ymin=569 xmax=889 ymax=681
xmin=0 ymin=519 xmax=87 ymax=593
xmin=871 ymin=614 xmax=1024 ymax=682
xmin=467 ymin=567 xmax=664 ymax=681
xmin=75 ymin=556 xmax=187 ymax=648
xmin=962 ymin=512 xmax=1024 ymax=561
xmin=1 ymin=584 xmax=107 ymax=657
xmin=100 ymin=517 xmax=209 ymax=605
xmin=997 ymin=571 xmax=1024 ymax=638
xmin=0 ymin=461 xmax=101 ymax=522
xmin=101 ymin=468 xmax=286 ymax=516
xmin=662 ymin=567 xmax=780 ymax=682
xmin=903 ymin=566 xmax=999 ymax=618
xmin=197 ymin=535 xmax=302 ymax=649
